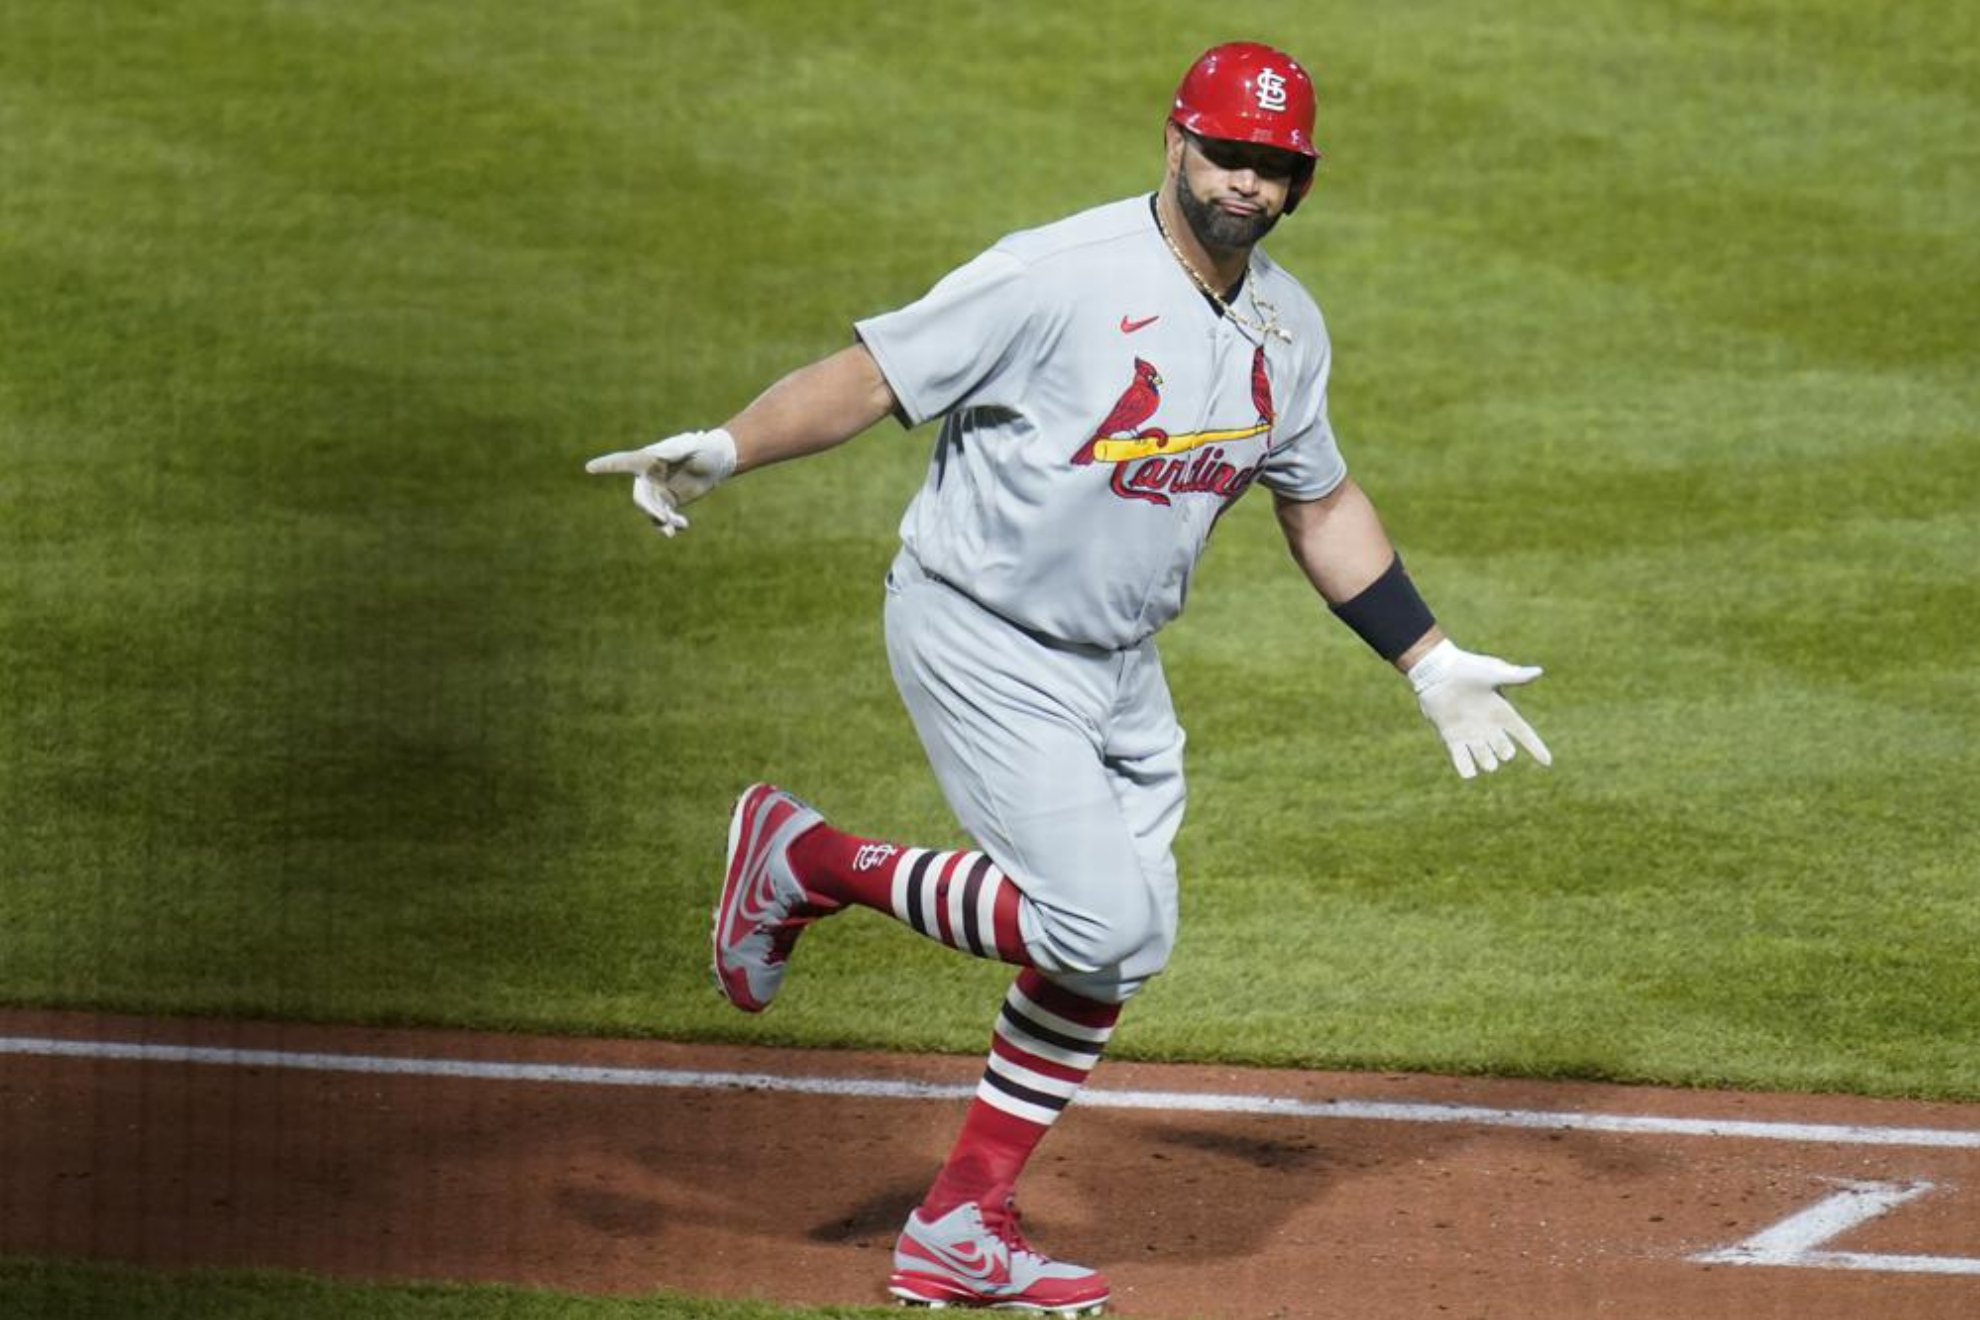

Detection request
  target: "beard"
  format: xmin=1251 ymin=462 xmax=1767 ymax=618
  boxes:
xmin=1175 ymin=173 xmax=1280 ymax=254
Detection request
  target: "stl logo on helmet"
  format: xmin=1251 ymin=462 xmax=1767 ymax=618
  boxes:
xmin=1254 ymin=68 xmax=1288 ymax=113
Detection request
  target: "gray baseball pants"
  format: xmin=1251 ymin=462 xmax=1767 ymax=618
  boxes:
xmin=883 ymin=549 xmax=1185 ymax=1004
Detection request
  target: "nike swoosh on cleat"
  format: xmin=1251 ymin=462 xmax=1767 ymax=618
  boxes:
xmin=1119 ymin=314 xmax=1159 ymax=333
xmin=719 ymin=813 xmax=785 ymax=954
xmin=732 ymin=811 xmax=786 ymax=924
xmin=909 ymin=1229 xmax=1008 ymax=1283
xmin=738 ymin=856 xmax=778 ymax=924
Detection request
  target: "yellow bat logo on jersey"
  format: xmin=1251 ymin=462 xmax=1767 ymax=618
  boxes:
xmin=1088 ymin=419 xmax=1271 ymax=464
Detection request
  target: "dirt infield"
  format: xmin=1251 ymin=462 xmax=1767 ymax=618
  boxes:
xmin=2 ymin=1009 xmax=1976 ymax=1318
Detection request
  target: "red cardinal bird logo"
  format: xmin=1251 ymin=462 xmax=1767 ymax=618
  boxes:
xmin=1070 ymin=357 xmax=1164 ymax=466
xmin=1249 ymin=344 xmax=1274 ymax=425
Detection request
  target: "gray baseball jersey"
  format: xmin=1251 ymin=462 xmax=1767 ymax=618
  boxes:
xmin=855 ymin=193 xmax=1348 ymax=650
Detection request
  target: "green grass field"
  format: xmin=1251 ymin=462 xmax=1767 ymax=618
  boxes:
xmin=2 ymin=0 xmax=1975 ymax=1313
xmin=0 ymin=1258 xmax=902 ymax=1320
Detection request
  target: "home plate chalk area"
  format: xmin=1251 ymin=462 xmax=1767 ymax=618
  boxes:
xmin=2 ymin=1009 xmax=1976 ymax=1318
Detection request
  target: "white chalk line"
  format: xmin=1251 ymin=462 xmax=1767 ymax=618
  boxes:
xmin=1692 ymin=1180 xmax=1980 ymax=1275
xmin=4 ymin=1034 xmax=1980 ymax=1150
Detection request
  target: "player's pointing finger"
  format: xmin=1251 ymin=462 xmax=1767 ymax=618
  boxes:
xmin=585 ymin=449 xmax=653 ymax=476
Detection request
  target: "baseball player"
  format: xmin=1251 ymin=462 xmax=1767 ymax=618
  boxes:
xmin=589 ymin=42 xmax=1549 ymax=1316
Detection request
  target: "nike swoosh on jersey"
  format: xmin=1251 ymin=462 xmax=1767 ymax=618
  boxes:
xmin=1119 ymin=314 xmax=1160 ymax=333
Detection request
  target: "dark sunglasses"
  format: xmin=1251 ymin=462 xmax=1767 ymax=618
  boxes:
xmin=1186 ymin=131 xmax=1304 ymax=181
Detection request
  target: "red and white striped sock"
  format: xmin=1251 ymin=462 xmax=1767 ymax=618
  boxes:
xmin=920 ymin=969 xmax=1121 ymax=1217
xmin=788 ymin=824 xmax=1030 ymax=964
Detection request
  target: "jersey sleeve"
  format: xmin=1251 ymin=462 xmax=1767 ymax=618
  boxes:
xmin=853 ymin=248 xmax=1037 ymax=428
xmin=1259 ymin=326 xmax=1348 ymax=500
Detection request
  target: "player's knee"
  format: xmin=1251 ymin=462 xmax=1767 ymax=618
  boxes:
xmin=1052 ymin=967 xmax=1146 ymax=1006
xmin=1084 ymin=918 xmax=1154 ymax=972
xmin=1050 ymin=922 xmax=1173 ymax=1005
xmin=1028 ymin=883 xmax=1172 ymax=989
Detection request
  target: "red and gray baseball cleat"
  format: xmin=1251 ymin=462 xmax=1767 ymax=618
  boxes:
xmin=889 ymin=1197 xmax=1109 ymax=1315
xmin=710 ymin=783 xmax=837 ymax=1013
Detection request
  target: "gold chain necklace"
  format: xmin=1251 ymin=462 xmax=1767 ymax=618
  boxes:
xmin=1153 ymin=201 xmax=1293 ymax=343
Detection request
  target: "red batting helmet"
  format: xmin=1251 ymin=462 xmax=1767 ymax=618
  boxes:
xmin=1169 ymin=42 xmax=1320 ymax=210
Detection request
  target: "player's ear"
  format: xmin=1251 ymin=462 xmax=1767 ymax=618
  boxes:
xmin=1162 ymin=121 xmax=1187 ymax=177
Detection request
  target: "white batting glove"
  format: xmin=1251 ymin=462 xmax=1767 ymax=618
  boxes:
xmin=584 ymin=428 xmax=738 ymax=537
xmin=1407 ymin=639 xmax=1552 ymax=780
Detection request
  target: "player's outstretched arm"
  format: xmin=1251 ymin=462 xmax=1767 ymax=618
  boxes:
xmin=1273 ymin=485 xmax=1551 ymax=779
xmin=585 ymin=344 xmax=897 ymax=536
xmin=723 ymin=343 xmax=899 ymax=475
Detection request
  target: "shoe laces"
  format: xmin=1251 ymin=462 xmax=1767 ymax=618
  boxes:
xmin=980 ymin=1196 xmax=1038 ymax=1259
xmin=764 ymin=916 xmax=815 ymax=965
xmin=763 ymin=901 xmax=838 ymax=965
